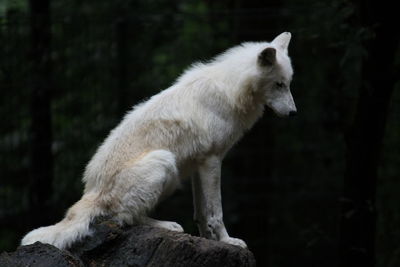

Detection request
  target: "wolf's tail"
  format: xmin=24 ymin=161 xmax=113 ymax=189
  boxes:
xmin=21 ymin=191 xmax=104 ymax=249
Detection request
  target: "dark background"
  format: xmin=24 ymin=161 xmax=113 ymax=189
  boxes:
xmin=1 ymin=0 xmax=399 ymax=266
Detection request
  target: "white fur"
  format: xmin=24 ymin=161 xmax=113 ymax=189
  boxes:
xmin=21 ymin=32 xmax=295 ymax=249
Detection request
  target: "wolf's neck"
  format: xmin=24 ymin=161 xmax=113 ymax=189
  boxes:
xmin=209 ymin=61 xmax=265 ymax=130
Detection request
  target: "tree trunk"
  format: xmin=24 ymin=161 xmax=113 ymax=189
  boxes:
xmin=339 ymin=1 xmax=399 ymax=266
xmin=116 ymin=17 xmax=129 ymax=117
xmin=28 ymin=0 xmax=54 ymax=227
xmin=230 ymin=2 xmax=284 ymax=266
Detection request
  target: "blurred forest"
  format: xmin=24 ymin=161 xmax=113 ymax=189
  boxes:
xmin=0 ymin=0 xmax=399 ymax=266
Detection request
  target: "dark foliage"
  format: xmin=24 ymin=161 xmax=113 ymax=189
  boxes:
xmin=0 ymin=0 xmax=399 ymax=266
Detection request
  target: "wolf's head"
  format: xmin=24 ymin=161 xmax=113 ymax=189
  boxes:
xmin=257 ymin=32 xmax=296 ymax=117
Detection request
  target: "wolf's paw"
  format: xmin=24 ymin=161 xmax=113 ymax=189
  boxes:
xmin=157 ymin=221 xmax=184 ymax=232
xmin=221 ymin=237 xmax=247 ymax=248
xmin=143 ymin=217 xmax=184 ymax=232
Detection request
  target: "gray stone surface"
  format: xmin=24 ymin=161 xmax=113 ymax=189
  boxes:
xmin=1 ymin=220 xmax=256 ymax=267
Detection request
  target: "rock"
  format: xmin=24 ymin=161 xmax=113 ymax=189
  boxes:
xmin=0 ymin=243 xmax=83 ymax=267
xmin=0 ymin=219 xmax=256 ymax=267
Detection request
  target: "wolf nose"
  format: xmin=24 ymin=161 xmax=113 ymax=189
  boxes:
xmin=289 ymin=110 xmax=297 ymax=117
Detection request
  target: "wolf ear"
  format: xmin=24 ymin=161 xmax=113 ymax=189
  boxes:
xmin=272 ymin=32 xmax=291 ymax=52
xmin=258 ymin=47 xmax=276 ymax=66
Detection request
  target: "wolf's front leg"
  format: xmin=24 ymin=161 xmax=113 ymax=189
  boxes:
xmin=192 ymin=155 xmax=247 ymax=248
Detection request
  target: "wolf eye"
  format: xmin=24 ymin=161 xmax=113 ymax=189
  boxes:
xmin=276 ymin=82 xmax=285 ymax=88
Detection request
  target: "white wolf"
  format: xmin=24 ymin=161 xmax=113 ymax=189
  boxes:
xmin=21 ymin=32 xmax=296 ymax=249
